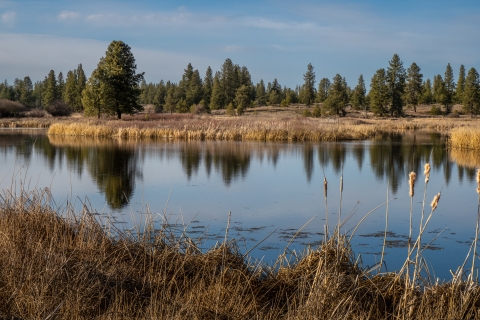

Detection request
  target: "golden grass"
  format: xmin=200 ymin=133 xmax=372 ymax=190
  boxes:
xmin=1 ymin=187 xmax=480 ymax=319
xmin=449 ymin=127 xmax=480 ymax=150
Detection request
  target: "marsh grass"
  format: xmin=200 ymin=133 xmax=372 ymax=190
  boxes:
xmin=2 ymin=176 xmax=480 ymax=319
xmin=449 ymin=127 xmax=480 ymax=150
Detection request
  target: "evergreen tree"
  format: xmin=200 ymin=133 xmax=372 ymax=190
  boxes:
xmin=432 ymin=74 xmax=445 ymax=104
xmin=369 ymin=68 xmax=389 ymax=115
xmin=421 ymin=79 xmax=433 ymax=105
xmin=234 ymin=84 xmax=251 ymax=115
xmin=19 ymin=76 xmax=33 ymax=107
xmin=82 ymin=67 xmax=107 ymax=118
xmin=221 ymin=58 xmax=237 ymax=106
xmin=351 ymin=74 xmax=366 ymax=111
xmin=164 ymin=84 xmax=178 ymax=114
xmin=57 ymin=72 xmax=65 ymax=100
xmin=268 ymin=78 xmax=282 ymax=105
xmin=302 ymin=63 xmax=316 ymax=106
xmin=0 ymin=80 xmax=13 ymax=100
xmin=186 ymin=69 xmax=203 ymax=107
xmin=405 ymin=62 xmax=423 ymax=112
xmin=85 ymin=41 xmax=144 ymax=119
xmin=456 ymin=65 xmax=465 ymax=104
xmin=32 ymin=81 xmax=44 ymax=108
xmin=42 ymin=70 xmax=57 ymax=107
xmin=76 ymin=64 xmax=87 ymax=110
xmin=203 ymin=66 xmax=213 ymax=108
xmin=63 ymin=70 xmax=78 ymax=109
xmin=386 ymin=54 xmax=406 ymax=116
xmin=210 ymin=76 xmax=224 ymax=110
xmin=462 ymin=67 xmax=480 ymax=115
xmin=443 ymin=63 xmax=455 ymax=114
xmin=317 ymin=78 xmax=330 ymax=103
xmin=324 ymin=74 xmax=348 ymax=116
xmin=153 ymin=80 xmax=166 ymax=112
xmin=255 ymin=80 xmax=266 ymax=106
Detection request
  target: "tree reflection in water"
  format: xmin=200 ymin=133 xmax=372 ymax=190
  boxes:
xmin=3 ymin=130 xmax=480 ymax=209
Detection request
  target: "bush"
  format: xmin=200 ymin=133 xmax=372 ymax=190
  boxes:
xmin=45 ymin=100 xmax=73 ymax=117
xmin=236 ymin=105 xmax=244 ymax=116
xmin=0 ymin=99 xmax=28 ymax=118
xmin=312 ymin=105 xmax=321 ymax=118
xmin=190 ymin=104 xmax=208 ymax=115
xmin=226 ymin=103 xmax=235 ymax=116
xmin=430 ymin=105 xmax=442 ymax=116
xmin=302 ymin=109 xmax=312 ymax=117
xmin=26 ymin=109 xmax=47 ymax=118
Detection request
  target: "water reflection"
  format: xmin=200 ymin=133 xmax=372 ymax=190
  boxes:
xmin=2 ymin=130 xmax=479 ymax=210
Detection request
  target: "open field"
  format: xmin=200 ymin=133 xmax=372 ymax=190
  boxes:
xmin=1 ymin=184 xmax=480 ymax=319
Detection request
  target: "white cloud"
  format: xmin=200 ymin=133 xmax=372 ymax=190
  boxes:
xmin=58 ymin=11 xmax=80 ymax=21
xmin=1 ymin=11 xmax=15 ymax=27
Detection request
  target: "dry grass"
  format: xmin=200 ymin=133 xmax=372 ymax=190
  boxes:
xmin=449 ymin=148 xmax=480 ymax=168
xmin=1 ymin=187 xmax=480 ymax=319
xmin=449 ymin=127 xmax=480 ymax=150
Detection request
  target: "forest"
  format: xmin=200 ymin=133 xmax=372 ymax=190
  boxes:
xmin=1 ymin=41 xmax=479 ymax=119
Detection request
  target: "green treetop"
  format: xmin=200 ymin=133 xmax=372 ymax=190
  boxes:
xmin=302 ymin=63 xmax=316 ymax=106
xmin=351 ymin=74 xmax=366 ymax=111
xmin=456 ymin=65 xmax=465 ymax=104
xmin=386 ymin=54 xmax=406 ymax=117
xmin=317 ymin=78 xmax=330 ymax=103
xmin=442 ymin=63 xmax=455 ymax=114
xmin=324 ymin=74 xmax=348 ymax=116
xmin=369 ymin=68 xmax=389 ymax=116
xmin=462 ymin=67 xmax=480 ymax=115
xmin=83 ymin=41 xmax=144 ymax=119
xmin=405 ymin=62 xmax=423 ymax=112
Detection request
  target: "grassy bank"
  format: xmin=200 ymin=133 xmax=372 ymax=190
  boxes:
xmin=1 ymin=187 xmax=480 ymax=319
xmin=43 ymin=115 xmax=475 ymax=142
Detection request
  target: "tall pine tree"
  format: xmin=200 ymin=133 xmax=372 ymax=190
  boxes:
xmin=386 ymin=54 xmax=406 ymax=117
xmin=405 ymin=62 xmax=423 ymax=112
xmin=456 ymin=65 xmax=465 ymax=104
xmin=462 ymin=67 xmax=480 ymax=115
xmin=302 ymin=63 xmax=316 ymax=106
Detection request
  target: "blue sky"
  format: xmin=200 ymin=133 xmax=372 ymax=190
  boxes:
xmin=1 ymin=0 xmax=479 ymax=88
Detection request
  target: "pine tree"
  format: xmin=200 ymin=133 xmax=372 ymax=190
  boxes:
xmin=317 ymin=78 xmax=330 ymax=103
xmin=462 ymin=67 xmax=480 ymax=115
xmin=210 ymin=76 xmax=224 ymax=110
xmin=443 ymin=63 xmax=455 ymax=114
xmin=221 ymin=58 xmax=237 ymax=106
xmin=421 ymin=79 xmax=433 ymax=105
xmin=456 ymin=65 xmax=465 ymax=104
xmin=234 ymin=84 xmax=251 ymax=115
xmin=57 ymin=72 xmax=65 ymax=100
xmin=432 ymin=74 xmax=445 ymax=104
xmin=203 ymin=66 xmax=213 ymax=108
xmin=63 ymin=70 xmax=78 ymax=109
xmin=186 ymin=69 xmax=203 ymax=107
xmin=164 ymin=85 xmax=178 ymax=114
xmin=369 ymin=68 xmax=389 ymax=116
xmin=76 ymin=64 xmax=87 ymax=111
xmin=20 ymin=76 xmax=33 ymax=107
xmin=255 ymin=80 xmax=266 ymax=106
xmin=386 ymin=54 xmax=406 ymax=117
xmin=82 ymin=67 xmax=107 ymax=118
xmin=153 ymin=80 xmax=166 ymax=112
xmin=405 ymin=62 xmax=423 ymax=112
xmin=351 ymin=74 xmax=366 ymax=111
xmin=324 ymin=74 xmax=348 ymax=116
xmin=85 ymin=41 xmax=144 ymax=119
xmin=302 ymin=63 xmax=316 ymax=106
xmin=42 ymin=70 xmax=57 ymax=107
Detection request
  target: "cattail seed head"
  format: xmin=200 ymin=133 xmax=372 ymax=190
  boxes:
xmin=424 ymin=163 xmax=431 ymax=184
xmin=409 ymin=172 xmax=416 ymax=197
xmin=430 ymin=192 xmax=441 ymax=211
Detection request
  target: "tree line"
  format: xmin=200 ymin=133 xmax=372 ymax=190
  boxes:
xmin=1 ymin=40 xmax=480 ymax=118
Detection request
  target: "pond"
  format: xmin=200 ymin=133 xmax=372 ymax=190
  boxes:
xmin=1 ymin=129 xmax=479 ymax=280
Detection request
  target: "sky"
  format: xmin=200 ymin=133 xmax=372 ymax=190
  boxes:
xmin=1 ymin=0 xmax=479 ymax=88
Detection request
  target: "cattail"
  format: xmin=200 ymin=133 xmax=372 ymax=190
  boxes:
xmin=324 ymin=177 xmax=328 ymax=197
xmin=430 ymin=192 xmax=441 ymax=211
xmin=409 ymin=172 xmax=416 ymax=197
xmin=424 ymin=163 xmax=431 ymax=184
xmin=477 ymin=169 xmax=480 ymax=194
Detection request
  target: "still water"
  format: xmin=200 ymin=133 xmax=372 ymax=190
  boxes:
xmin=1 ymin=129 xmax=479 ymax=280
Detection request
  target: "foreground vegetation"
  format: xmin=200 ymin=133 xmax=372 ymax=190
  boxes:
xmin=1 ymin=169 xmax=480 ymax=319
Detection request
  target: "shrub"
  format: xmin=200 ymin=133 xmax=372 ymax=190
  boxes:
xmin=26 ymin=108 xmax=47 ymax=118
xmin=446 ymin=110 xmax=460 ymax=118
xmin=312 ymin=105 xmax=321 ymax=118
xmin=0 ymin=99 xmax=28 ymax=118
xmin=226 ymin=103 xmax=235 ymax=116
xmin=236 ymin=105 xmax=244 ymax=116
xmin=45 ymin=100 xmax=73 ymax=117
xmin=190 ymin=104 xmax=208 ymax=115
xmin=302 ymin=109 xmax=312 ymax=117
xmin=430 ymin=105 xmax=442 ymax=116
